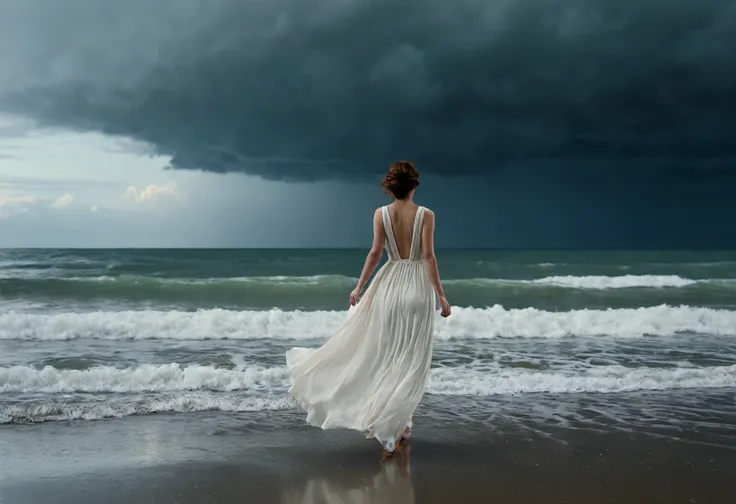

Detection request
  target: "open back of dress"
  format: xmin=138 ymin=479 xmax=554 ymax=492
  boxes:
xmin=286 ymin=205 xmax=436 ymax=451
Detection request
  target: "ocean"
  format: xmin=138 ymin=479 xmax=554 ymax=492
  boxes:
xmin=1 ymin=248 xmax=736 ymax=440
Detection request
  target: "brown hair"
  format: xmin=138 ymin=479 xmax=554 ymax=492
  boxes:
xmin=381 ymin=160 xmax=419 ymax=199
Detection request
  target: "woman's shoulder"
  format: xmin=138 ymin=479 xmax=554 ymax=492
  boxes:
xmin=419 ymin=205 xmax=434 ymax=217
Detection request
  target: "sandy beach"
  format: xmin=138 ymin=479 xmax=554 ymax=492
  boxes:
xmin=2 ymin=393 xmax=735 ymax=504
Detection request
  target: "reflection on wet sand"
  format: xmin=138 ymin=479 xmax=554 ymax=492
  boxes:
xmin=283 ymin=445 xmax=414 ymax=504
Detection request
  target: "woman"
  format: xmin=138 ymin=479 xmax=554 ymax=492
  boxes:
xmin=286 ymin=160 xmax=451 ymax=455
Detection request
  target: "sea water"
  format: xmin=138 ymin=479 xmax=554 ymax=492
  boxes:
xmin=1 ymin=248 xmax=735 ymax=431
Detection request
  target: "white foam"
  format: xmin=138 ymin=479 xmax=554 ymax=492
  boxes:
xmin=530 ymin=274 xmax=698 ymax=289
xmin=450 ymin=274 xmax=704 ymax=289
xmin=428 ymin=364 xmax=736 ymax=395
xmin=1 ymin=304 xmax=734 ymax=341
xmin=0 ymin=393 xmax=293 ymax=424
xmin=2 ymin=362 xmax=735 ymax=396
xmin=0 ymin=363 xmax=290 ymax=393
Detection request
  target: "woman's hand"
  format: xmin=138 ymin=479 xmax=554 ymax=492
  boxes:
xmin=439 ymin=296 xmax=451 ymax=318
xmin=349 ymin=286 xmax=362 ymax=306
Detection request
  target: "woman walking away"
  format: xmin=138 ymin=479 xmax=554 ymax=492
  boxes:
xmin=286 ymin=160 xmax=451 ymax=456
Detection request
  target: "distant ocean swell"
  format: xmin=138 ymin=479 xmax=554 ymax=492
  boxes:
xmin=2 ymin=304 xmax=736 ymax=341
xmin=2 ymin=275 xmax=736 ymax=308
xmin=2 ymin=274 xmax=735 ymax=290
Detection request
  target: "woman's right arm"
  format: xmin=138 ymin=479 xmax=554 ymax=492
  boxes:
xmin=349 ymin=208 xmax=385 ymax=305
xmin=421 ymin=209 xmax=451 ymax=317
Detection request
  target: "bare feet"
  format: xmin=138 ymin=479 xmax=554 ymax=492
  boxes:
xmin=380 ymin=427 xmax=412 ymax=460
xmin=382 ymin=443 xmax=412 ymax=467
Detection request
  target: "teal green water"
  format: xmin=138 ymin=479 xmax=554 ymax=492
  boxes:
xmin=2 ymin=249 xmax=736 ymax=311
xmin=1 ymin=248 xmax=735 ymax=425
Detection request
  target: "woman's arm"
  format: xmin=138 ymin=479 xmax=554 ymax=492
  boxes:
xmin=350 ymin=209 xmax=385 ymax=304
xmin=421 ymin=209 xmax=451 ymax=316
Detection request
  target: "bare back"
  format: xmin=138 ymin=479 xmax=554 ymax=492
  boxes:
xmin=385 ymin=203 xmax=421 ymax=260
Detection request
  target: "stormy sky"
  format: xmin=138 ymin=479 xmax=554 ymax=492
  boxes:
xmin=1 ymin=0 xmax=735 ymax=248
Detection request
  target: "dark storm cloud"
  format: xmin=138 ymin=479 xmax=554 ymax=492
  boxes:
xmin=1 ymin=0 xmax=735 ymax=180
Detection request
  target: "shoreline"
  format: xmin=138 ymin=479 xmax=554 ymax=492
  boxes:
xmin=2 ymin=408 xmax=734 ymax=504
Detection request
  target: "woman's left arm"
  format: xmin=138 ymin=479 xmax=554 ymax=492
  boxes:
xmin=349 ymin=209 xmax=385 ymax=305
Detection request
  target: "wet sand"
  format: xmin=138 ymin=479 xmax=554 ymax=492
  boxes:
xmin=1 ymin=406 xmax=735 ymax=504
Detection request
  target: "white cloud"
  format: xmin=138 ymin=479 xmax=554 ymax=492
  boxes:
xmin=125 ymin=182 xmax=181 ymax=203
xmin=49 ymin=193 xmax=75 ymax=209
xmin=89 ymin=205 xmax=99 ymax=213
xmin=0 ymin=194 xmax=37 ymax=207
xmin=0 ymin=193 xmax=37 ymax=218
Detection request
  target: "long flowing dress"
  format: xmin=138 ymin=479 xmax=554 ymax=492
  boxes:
xmin=286 ymin=205 xmax=436 ymax=452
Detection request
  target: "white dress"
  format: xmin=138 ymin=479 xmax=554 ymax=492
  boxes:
xmin=286 ymin=205 xmax=436 ymax=452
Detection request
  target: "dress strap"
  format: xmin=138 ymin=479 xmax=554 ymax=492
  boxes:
xmin=381 ymin=206 xmax=400 ymax=261
xmin=409 ymin=206 xmax=425 ymax=261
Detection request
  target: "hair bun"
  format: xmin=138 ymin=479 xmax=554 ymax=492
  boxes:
xmin=381 ymin=161 xmax=420 ymax=199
